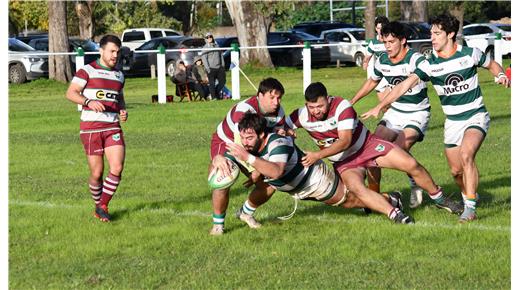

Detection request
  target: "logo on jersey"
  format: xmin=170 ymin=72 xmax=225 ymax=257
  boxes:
xmin=391 ymin=76 xmax=406 ymax=86
xmin=96 ymin=90 xmax=119 ymax=100
xmin=112 ymin=133 xmax=121 ymax=141
xmin=375 ymin=144 xmax=385 ymax=152
xmin=443 ymin=73 xmax=469 ymax=94
xmin=316 ymin=138 xmax=337 ymax=147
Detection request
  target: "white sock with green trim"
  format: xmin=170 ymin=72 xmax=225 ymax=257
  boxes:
xmin=241 ymin=200 xmax=256 ymax=216
xmin=212 ymin=212 xmax=226 ymax=225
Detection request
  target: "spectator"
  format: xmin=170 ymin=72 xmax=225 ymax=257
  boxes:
xmin=202 ymin=32 xmax=226 ymax=100
xmin=192 ymin=56 xmax=210 ymax=99
xmin=171 ymin=59 xmax=207 ymax=100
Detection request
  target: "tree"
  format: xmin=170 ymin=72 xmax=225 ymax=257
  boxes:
xmin=225 ymin=0 xmax=273 ymax=68
xmin=48 ymin=1 xmax=73 ymax=83
xmin=411 ymin=0 xmax=428 ymax=22
xmin=364 ymin=1 xmax=376 ymax=40
xmin=75 ymin=1 xmax=95 ymax=40
xmin=400 ymin=1 xmax=413 ymax=21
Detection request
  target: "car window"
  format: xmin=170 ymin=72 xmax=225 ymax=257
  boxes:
xmin=349 ymin=31 xmax=365 ymax=40
xmin=497 ymin=25 xmax=511 ymax=32
xmin=150 ymin=31 xmax=163 ymax=38
xmin=71 ymin=39 xmax=99 ymax=52
xmin=165 ymin=31 xmax=179 ymax=36
xmin=267 ymin=34 xmax=284 ymax=44
xmin=165 ymin=40 xmax=178 ymax=49
xmin=476 ymin=26 xmax=494 ymax=34
xmin=463 ymin=27 xmax=475 ymax=36
xmin=34 ymin=41 xmax=49 ymax=51
xmin=294 ymin=31 xmax=320 ymax=40
xmin=123 ymin=31 xmax=146 ymax=42
xmin=183 ymin=39 xmax=206 ymax=48
xmin=136 ymin=39 xmax=159 ymax=50
xmin=8 ymin=38 xmax=35 ymax=51
xmin=324 ymin=32 xmax=339 ymax=42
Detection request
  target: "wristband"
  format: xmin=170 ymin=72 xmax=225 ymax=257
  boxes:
xmin=497 ymin=72 xmax=507 ymax=79
xmin=84 ymin=99 xmax=92 ymax=106
xmin=247 ymin=154 xmax=256 ymax=164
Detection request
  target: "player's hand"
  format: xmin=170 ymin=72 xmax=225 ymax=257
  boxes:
xmin=87 ymin=100 xmax=105 ymax=113
xmin=119 ymin=110 xmax=128 ymax=122
xmin=275 ymin=128 xmax=287 ymax=136
xmin=226 ymin=142 xmax=249 ymax=162
xmin=285 ymin=128 xmax=297 ymax=138
xmin=301 ymin=151 xmax=321 ymax=167
xmin=496 ymin=75 xmax=511 ymax=88
xmin=212 ymin=155 xmax=232 ymax=177
xmin=243 ymin=170 xmax=261 ymax=188
xmin=361 ymin=106 xmax=382 ymax=120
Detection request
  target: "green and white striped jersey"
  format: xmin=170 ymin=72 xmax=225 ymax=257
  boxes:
xmin=257 ymin=133 xmax=313 ymax=193
xmin=372 ymin=48 xmax=430 ymax=112
xmin=415 ymin=45 xmax=490 ymax=120
xmin=367 ymin=38 xmax=386 ymax=57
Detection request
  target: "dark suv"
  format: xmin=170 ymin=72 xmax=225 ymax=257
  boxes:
xmin=292 ymin=21 xmax=357 ymax=37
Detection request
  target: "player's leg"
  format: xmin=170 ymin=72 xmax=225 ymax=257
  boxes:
xmin=395 ymin=127 xmax=423 ymax=208
xmin=340 ymin=168 xmax=412 ymax=223
xmin=444 ymin=147 xmax=465 ymax=195
xmin=86 ymin=155 xmax=104 ymax=207
xmin=237 ymin=180 xmax=274 ymax=229
xmin=208 ymin=157 xmax=233 ymax=235
xmin=375 ymin=146 xmax=463 ymax=214
xmin=368 ymin=124 xmax=398 ymax=194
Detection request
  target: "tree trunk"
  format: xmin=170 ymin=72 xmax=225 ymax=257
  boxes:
xmin=364 ymin=0 xmax=376 ymax=40
xmin=411 ymin=0 xmax=428 ymax=22
xmin=75 ymin=1 xmax=95 ymax=40
xmin=225 ymin=0 xmax=273 ymax=68
xmin=48 ymin=1 xmax=73 ymax=83
xmin=400 ymin=1 xmax=413 ymax=21
xmin=450 ymin=2 xmax=465 ymax=44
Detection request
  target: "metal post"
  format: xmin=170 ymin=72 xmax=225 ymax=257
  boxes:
xmin=157 ymin=44 xmax=167 ymax=104
xmin=385 ymin=0 xmax=389 ymax=18
xmin=495 ymin=32 xmax=503 ymax=67
xmin=330 ymin=0 xmax=333 ymax=23
xmin=76 ymin=47 xmax=85 ymax=111
xmin=303 ymin=41 xmax=311 ymax=94
xmin=231 ymin=43 xmax=240 ymax=100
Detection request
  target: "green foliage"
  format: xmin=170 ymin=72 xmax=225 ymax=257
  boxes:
xmin=9 ymin=0 xmax=49 ymax=33
xmin=8 ymin=61 xmax=511 ymax=288
xmin=191 ymin=2 xmax=219 ymax=36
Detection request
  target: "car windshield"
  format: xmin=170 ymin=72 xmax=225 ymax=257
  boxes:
xmin=293 ymin=31 xmax=320 ymax=40
xmin=71 ymin=39 xmax=99 ymax=51
xmin=9 ymin=38 xmax=36 ymax=52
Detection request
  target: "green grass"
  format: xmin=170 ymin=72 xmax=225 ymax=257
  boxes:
xmin=9 ymin=62 xmax=511 ymax=289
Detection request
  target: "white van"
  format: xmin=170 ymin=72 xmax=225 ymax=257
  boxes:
xmin=121 ymin=28 xmax=181 ymax=50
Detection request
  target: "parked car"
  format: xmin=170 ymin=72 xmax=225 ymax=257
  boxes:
xmin=14 ymin=32 xmax=48 ymax=44
xmin=320 ymin=28 xmax=367 ymax=66
xmin=27 ymin=37 xmax=99 ymax=71
xmin=8 ymin=38 xmax=48 ymax=84
xmin=401 ymin=22 xmax=433 ymax=58
xmin=215 ymin=36 xmax=239 ymax=69
xmin=462 ymin=23 xmax=511 ymax=59
xmin=121 ymin=36 xmax=205 ymax=77
xmin=292 ymin=21 xmax=357 ymax=37
xmin=121 ymin=28 xmax=181 ymax=51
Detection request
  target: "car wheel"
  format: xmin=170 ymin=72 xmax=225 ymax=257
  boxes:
xmin=485 ymin=46 xmax=495 ymax=60
xmin=421 ymin=47 xmax=433 ymax=59
xmin=354 ymin=53 xmax=364 ymax=67
xmin=9 ymin=64 xmax=27 ymax=84
xmin=167 ymin=60 xmax=176 ymax=77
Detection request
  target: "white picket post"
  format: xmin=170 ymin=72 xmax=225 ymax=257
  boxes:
xmin=75 ymin=47 xmax=85 ymax=111
xmin=157 ymin=45 xmax=167 ymax=104
xmin=303 ymin=41 xmax=311 ymax=94
xmin=231 ymin=43 xmax=240 ymax=100
xmin=494 ymin=32 xmax=503 ymax=67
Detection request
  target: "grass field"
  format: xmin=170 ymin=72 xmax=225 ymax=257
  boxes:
xmin=9 ymin=62 xmax=510 ymax=289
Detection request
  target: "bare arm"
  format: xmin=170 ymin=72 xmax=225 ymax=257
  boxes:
xmin=361 ymin=74 xmax=420 ymax=120
xmin=486 ymin=60 xmax=511 ymax=88
xmin=65 ymin=82 xmax=105 ymax=112
xmin=362 ymin=54 xmax=372 ymax=70
xmin=301 ymin=129 xmax=352 ymax=167
xmin=350 ymin=78 xmax=380 ymax=105
xmin=226 ymin=143 xmax=285 ymax=179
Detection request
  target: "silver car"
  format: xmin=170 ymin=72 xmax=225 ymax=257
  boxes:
xmin=320 ymin=28 xmax=367 ymax=66
xmin=462 ymin=23 xmax=511 ymax=59
xmin=8 ymin=38 xmax=48 ymax=84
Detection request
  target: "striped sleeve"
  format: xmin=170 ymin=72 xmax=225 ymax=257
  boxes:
xmin=71 ymin=68 xmax=89 ymax=88
xmin=336 ymin=101 xmax=356 ymax=130
xmin=286 ymin=109 xmax=302 ymax=129
xmin=267 ymin=137 xmax=291 ymax=163
xmin=371 ymin=59 xmax=383 ymax=81
xmin=414 ymin=58 xmax=431 ymax=82
xmin=472 ymin=47 xmax=491 ymax=68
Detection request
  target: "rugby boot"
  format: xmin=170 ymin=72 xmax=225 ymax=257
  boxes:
xmin=409 ymin=186 xmax=423 ymax=209
xmin=94 ymin=204 xmax=111 ymax=222
xmin=236 ymin=208 xmax=262 ymax=229
xmin=435 ymin=196 xmax=464 ymax=215
xmin=209 ymin=224 xmax=224 ymax=235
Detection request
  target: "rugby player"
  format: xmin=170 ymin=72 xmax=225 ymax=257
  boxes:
xmin=362 ymin=14 xmax=510 ymax=222
xmin=363 ymin=16 xmax=391 ymax=102
xmin=65 ymin=35 xmax=127 ymax=222
xmin=226 ymin=112 xmax=412 ymax=224
xmin=351 ymin=21 xmax=432 ymax=208
xmin=287 ymin=82 xmax=463 ymax=220
xmin=209 ymin=78 xmax=292 ymax=235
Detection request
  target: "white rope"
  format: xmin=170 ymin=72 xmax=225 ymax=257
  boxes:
xmin=277 ymin=195 xmax=299 ymax=221
xmin=232 ymin=61 xmax=258 ymax=91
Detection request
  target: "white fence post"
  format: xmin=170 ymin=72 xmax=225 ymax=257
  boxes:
xmin=303 ymin=41 xmax=311 ymax=94
xmin=75 ymin=47 xmax=84 ymax=111
xmin=494 ymin=32 xmax=503 ymax=67
xmin=231 ymin=43 xmax=240 ymax=100
xmin=157 ymin=44 xmax=167 ymax=104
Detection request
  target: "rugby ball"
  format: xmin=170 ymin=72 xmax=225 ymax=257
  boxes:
xmin=208 ymin=162 xmax=240 ymax=190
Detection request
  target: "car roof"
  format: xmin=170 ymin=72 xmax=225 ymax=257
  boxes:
xmin=463 ymin=23 xmax=510 ymax=28
xmin=321 ymin=28 xmax=365 ymax=34
xmin=123 ymin=28 xmax=177 ymax=32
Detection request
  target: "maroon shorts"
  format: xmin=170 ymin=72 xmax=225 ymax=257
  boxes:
xmin=333 ymin=134 xmax=395 ymax=174
xmin=210 ymin=133 xmax=227 ymax=160
xmin=80 ymin=129 xmax=125 ymax=156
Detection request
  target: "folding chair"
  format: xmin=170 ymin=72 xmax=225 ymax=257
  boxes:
xmin=175 ymin=83 xmax=192 ymax=102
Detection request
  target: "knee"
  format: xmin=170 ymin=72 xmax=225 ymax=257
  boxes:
xmin=348 ymin=183 xmax=367 ymax=196
xmin=110 ymin=163 xmax=124 ymax=176
xmin=450 ymin=167 xmax=463 ymax=178
xmin=459 ymin=150 xmax=475 ymax=167
xmin=90 ymin=169 xmax=103 ymax=182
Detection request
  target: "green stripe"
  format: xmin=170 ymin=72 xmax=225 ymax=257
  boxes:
xmin=395 ymin=89 xmax=428 ymax=104
xmin=445 ymin=106 xmax=487 ymax=121
xmin=439 ymin=87 xmax=481 ymax=106
xmin=319 ymin=172 xmax=340 ymax=202
xmin=270 ymin=145 xmax=293 ymax=156
xmin=466 ymin=125 xmax=487 ymax=137
xmin=403 ymin=124 xmax=424 ymax=142
xmin=389 ymin=106 xmax=430 ymax=113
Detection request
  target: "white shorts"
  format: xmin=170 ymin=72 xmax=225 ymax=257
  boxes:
xmin=379 ymin=108 xmax=431 ymax=141
xmin=444 ymin=112 xmax=490 ymax=147
xmin=291 ymin=160 xmax=343 ymax=203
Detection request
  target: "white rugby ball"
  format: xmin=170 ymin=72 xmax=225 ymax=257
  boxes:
xmin=208 ymin=162 xmax=240 ymax=190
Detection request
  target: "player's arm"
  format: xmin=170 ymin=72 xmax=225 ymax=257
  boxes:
xmin=361 ymin=74 xmax=420 ymax=120
xmin=486 ymin=60 xmax=510 ymax=88
xmin=226 ymin=143 xmax=285 ymax=179
xmin=301 ymin=129 xmax=352 ymax=167
xmin=362 ymin=53 xmax=373 ymax=70
xmin=65 ymin=82 xmax=105 ymax=112
xmin=350 ymin=78 xmax=380 ymax=105
xmin=119 ymin=88 xmax=128 ymax=122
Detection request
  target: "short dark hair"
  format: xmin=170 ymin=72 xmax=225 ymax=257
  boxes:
xmin=381 ymin=21 xmax=408 ymax=41
xmin=375 ymin=16 xmax=390 ymax=27
xmin=430 ymin=14 xmax=460 ymax=41
xmin=304 ymin=82 xmax=328 ymax=102
xmin=257 ymin=77 xmax=285 ymax=96
xmin=99 ymin=35 xmax=122 ymax=48
xmin=238 ymin=112 xmax=267 ymax=136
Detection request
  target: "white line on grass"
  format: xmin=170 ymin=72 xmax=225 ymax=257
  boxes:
xmin=10 ymin=200 xmax=510 ymax=233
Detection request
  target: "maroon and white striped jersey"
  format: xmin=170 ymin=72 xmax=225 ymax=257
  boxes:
xmin=286 ymin=96 xmax=369 ymax=163
xmin=215 ymin=96 xmax=287 ymax=144
xmin=71 ymin=60 xmax=125 ymax=133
